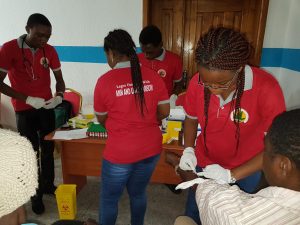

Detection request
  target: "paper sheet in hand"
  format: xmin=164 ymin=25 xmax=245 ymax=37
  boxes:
xmin=53 ymin=128 xmax=88 ymax=140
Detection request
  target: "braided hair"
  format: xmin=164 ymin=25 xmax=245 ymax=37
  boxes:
xmin=195 ymin=27 xmax=251 ymax=154
xmin=267 ymin=109 xmax=300 ymax=169
xmin=104 ymin=29 xmax=145 ymax=115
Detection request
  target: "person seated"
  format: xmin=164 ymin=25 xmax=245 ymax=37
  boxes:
xmin=166 ymin=109 xmax=300 ymax=225
xmin=0 ymin=129 xmax=38 ymax=225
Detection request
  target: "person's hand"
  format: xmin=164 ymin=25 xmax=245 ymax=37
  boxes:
xmin=179 ymin=147 xmax=197 ymax=172
xmin=26 ymin=96 xmax=45 ymax=109
xmin=43 ymin=96 xmax=63 ymax=109
xmin=197 ymin=164 xmax=233 ymax=184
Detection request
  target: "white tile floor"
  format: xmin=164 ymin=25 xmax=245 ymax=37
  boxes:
xmin=25 ymin=159 xmax=187 ymax=225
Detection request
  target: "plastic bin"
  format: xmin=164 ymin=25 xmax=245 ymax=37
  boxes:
xmin=55 ymin=184 xmax=77 ymax=220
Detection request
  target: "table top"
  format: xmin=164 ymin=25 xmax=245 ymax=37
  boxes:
xmin=45 ymin=130 xmax=184 ymax=150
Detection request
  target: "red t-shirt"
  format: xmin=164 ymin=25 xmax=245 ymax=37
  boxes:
xmin=0 ymin=35 xmax=61 ymax=111
xmin=138 ymin=49 xmax=183 ymax=97
xmin=184 ymin=66 xmax=286 ymax=169
xmin=94 ymin=62 xmax=169 ymax=164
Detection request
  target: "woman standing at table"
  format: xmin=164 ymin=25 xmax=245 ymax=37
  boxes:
xmin=178 ymin=27 xmax=286 ymax=224
xmin=93 ymin=29 xmax=170 ymax=225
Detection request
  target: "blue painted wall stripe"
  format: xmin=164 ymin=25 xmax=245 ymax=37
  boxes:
xmin=54 ymin=46 xmax=106 ymax=63
xmin=28 ymin=46 xmax=300 ymax=72
xmin=54 ymin=46 xmax=142 ymax=64
xmin=260 ymin=48 xmax=300 ymax=72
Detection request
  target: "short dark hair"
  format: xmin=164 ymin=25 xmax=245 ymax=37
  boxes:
xmin=27 ymin=13 xmax=51 ymax=28
xmin=139 ymin=25 xmax=162 ymax=46
xmin=267 ymin=109 xmax=300 ymax=169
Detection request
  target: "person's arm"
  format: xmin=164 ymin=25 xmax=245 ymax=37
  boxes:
xmin=173 ymin=81 xmax=182 ymax=95
xmin=53 ymin=69 xmax=65 ymax=97
xmin=0 ymin=205 xmax=26 ymax=225
xmin=0 ymin=71 xmax=27 ymax=101
xmin=157 ymin=103 xmax=170 ymax=121
xmin=183 ymin=117 xmax=198 ymax=148
xmin=231 ymin=152 xmax=263 ymax=180
xmin=172 ymin=54 xmax=183 ymax=95
xmin=96 ymin=114 xmax=108 ymax=127
xmin=43 ymin=69 xmax=65 ymax=109
xmin=230 ymin=70 xmax=286 ymax=181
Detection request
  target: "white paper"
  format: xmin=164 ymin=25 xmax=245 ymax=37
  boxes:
xmin=53 ymin=128 xmax=88 ymax=140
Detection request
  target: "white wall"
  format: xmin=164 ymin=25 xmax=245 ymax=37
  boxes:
xmin=261 ymin=0 xmax=300 ymax=110
xmin=0 ymin=0 xmax=142 ymax=129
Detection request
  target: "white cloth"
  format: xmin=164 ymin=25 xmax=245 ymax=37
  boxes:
xmin=0 ymin=129 xmax=38 ymax=218
xmin=196 ymin=180 xmax=300 ymax=225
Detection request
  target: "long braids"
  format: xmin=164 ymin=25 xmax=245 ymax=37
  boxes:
xmin=104 ymin=29 xmax=146 ymax=115
xmin=195 ymin=27 xmax=251 ymax=154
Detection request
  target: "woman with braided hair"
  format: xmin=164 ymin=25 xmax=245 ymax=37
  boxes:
xmin=178 ymin=27 xmax=286 ymax=224
xmin=93 ymin=29 xmax=170 ymax=225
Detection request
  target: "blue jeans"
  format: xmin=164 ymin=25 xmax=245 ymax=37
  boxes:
xmin=99 ymin=154 xmax=160 ymax=225
xmin=185 ymin=167 xmax=262 ymax=225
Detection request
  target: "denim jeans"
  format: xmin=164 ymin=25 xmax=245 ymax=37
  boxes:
xmin=185 ymin=167 xmax=262 ymax=225
xmin=16 ymin=108 xmax=55 ymax=197
xmin=99 ymin=154 xmax=160 ymax=225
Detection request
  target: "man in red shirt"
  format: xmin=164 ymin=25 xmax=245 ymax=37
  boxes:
xmin=138 ymin=25 xmax=183 ymax=97
xmin=0 ymin=13 xmax=65 ymax=215
xmin=139 ymin=25 xmax=184 ymax=194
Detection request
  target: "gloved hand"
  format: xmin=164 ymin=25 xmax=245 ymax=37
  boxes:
xmin=43 ymin=96 xmax=63 ymax=109
xmin=175 ymin=177 xmax=206 ymax=190
xmin=197 ymin=164 xmax=233 ymax=184
xmin=26 ymin=96 xmax=45 ymax=109
xmin=169 ymin=94 xmax=178 ymax=109
xmin=179 ymin=147 xmax=197 ymax=172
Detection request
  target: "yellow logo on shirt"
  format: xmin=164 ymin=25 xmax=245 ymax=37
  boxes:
xmin=230 ymin=108 xmax=249 ymax=123
xmin=158 ymin=69 xmax=167 ymax=78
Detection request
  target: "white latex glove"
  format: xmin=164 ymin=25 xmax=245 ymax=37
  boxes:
xmin=26 ymin=96 xmax=45 ymax=109
xmin=175 ymin=177 xmax=206 ymax=190
xmin=179 ymin=147 xmax=197 ymax=172
xmin=197 ymin=164 xmax=232 ymax=184
xmin=43 ymin=96 xmax=63 ymax=109
xmin=169 ymin=94 xmax=178 ymax=109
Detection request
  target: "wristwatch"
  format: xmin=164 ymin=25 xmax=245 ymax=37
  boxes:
xmin=229 ymin=175 xmax=237 ymax=184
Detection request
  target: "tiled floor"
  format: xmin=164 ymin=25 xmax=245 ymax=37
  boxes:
xmin=25 ymin=159 xmax=187 ymax=225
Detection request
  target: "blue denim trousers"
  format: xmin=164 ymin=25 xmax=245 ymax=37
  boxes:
xmin=99 ymin=154 xmax=160 ymax=225
xmin=185 ymin=167 xmax=262 ymax=225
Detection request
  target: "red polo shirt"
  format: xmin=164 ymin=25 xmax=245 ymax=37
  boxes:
xmin=184 ymin=66 xmax=286 ymax=169
xmin=0 ymin=35 xmax=61 ymax=111
xmin=138 ymin=49 xmax=183 ymax=97
xmin=94 ymin=62 xmax=169 ymax=164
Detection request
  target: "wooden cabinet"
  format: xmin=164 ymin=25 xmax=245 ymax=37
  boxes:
xmin=144 ymin=0 xmax=269 ymax=79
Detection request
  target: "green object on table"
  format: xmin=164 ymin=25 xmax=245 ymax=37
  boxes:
xmin=87 ymin=122 xmax=106 ymax=132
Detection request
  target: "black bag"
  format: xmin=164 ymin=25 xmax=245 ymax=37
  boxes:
xmin=54 ymin=100 xmax=73 ymax=128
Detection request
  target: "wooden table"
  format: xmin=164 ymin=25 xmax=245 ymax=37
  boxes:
xmin=46 ymin=132 xmax=184 ymax=193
